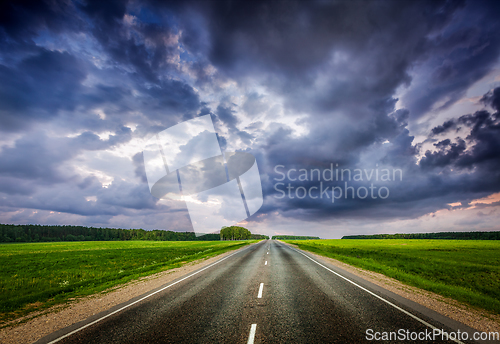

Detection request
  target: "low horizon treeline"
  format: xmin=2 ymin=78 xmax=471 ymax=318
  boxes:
xmin=0 ymin=224 xmax=268 ymax=243
xmin=342 ymin=231 xmax=500 ymax=240
xmin=271 ymin=235 xmax=321 ymax=240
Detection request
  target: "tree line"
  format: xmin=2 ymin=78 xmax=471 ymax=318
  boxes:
xmin=0 ymin=224 xmax=264 ymax=243
xmin=271 ymin=235 xmax=320 ymax=240
xmin=342 ymin=231 xmax=500 ymax=240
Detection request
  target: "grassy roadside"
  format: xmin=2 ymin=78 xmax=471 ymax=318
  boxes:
xmin=285 ymin=239 xmax=500 ymax=315
xmin=0 ymin=240 xmax=255 ymax=324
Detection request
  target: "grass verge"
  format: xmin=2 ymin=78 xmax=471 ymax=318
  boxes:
xmin=285 ymin=239 xmax=500 ymax=315
xmin=0 ymin=240 xmax=254 ymax=324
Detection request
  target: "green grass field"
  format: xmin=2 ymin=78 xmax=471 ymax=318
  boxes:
xmin=285 ymin=239 xmax=500 ymax=315
xmin=0 ymin=240 xmax=252 ymax=324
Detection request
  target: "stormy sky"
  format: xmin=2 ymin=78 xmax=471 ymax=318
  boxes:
xmin=1 ymin=0 xmax=500 ymax=238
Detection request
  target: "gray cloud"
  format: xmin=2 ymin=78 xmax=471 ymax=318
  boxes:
xmin=0 ymin=50 xmax=87 ymax=130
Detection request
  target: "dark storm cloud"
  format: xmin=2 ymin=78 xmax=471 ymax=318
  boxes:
xmin=0 ymin=0 xmax=200 ymax=224
xmin=132 ymin=152 xmax=148 ymax=183
xmin=214 ymin=104 xmax=254 ymax=144
xmin=0 ymin=48 xmax=200 ymax=134
xmin=204 ymin=1 xmax=445 ymax=76
xmin=178 ymin=0 xmax=500 ymax=128
xmin=260 ymin=97 xmax=412 ymax=175
xmin=142 ymin=79 xmax=201 ymax=116
xmin=216 ymin=105 xmax=238 ymax=131
xmin=188 ymin=0 xmax=469 ymax=116
xmin=431 ymin=120 xmax=457 ymax=136
xmin=0 ymin=0 xmax=85 ymax=85
xmin=401 ymin=1 xmax=500 ymax=119
xmin=79 ymin=0 xmax=180 ymax=84
xmin=0 ymin=0 xmax=203 ymax=133
xmin=0 ymin=133 xmax=174 ymax=220
xmin=481 ymin=87 xmax=500 ymax=113
xmin=97 ymin=179 xmax=157 ymax=211
xmin=0 ymin=133 xmax=76 ymax=183
xmin=257 ymin=122 xmax=420 ymax=220
xmin=170 ymin=0 xmax=499 ymax=225
xmin=0 ymin=49 xmax=86 ymax=130
xmin=83 ymin=84 xmax=131 ymax=106
xmin=420 ymin=139 xmax=467 ymax=169
xmin=425 ymin=88 xmax=500 ymax=171
xmin=0 ymin=127 xmax=133 ymax=187
xmin=0 ymin=179 xmax=158 ymax=217
xmin=0 ymin=177 xmax=34 ymax=196
xmin=257 ymin=88 xmax=500 ymax=223
xmin=0 ymin=0 xmax=82 ymax=41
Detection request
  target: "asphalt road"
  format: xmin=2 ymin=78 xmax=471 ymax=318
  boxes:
xmin=37 ymin=240 xmax=493 ymax=344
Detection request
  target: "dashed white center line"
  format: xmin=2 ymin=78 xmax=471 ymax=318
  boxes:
xmin=265 ymin=261 xmax=267 ymax=265
xmin=257 ymin=283 xmax=264 ymax=298
xmin=247 ymin=324 xmax=257 ymax=344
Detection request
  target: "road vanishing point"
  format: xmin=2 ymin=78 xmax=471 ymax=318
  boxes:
xmin=36 ymin=240 xmax=491 ymax=344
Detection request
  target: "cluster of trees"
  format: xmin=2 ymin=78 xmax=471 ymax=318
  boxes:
xmin=220 ymin=226 xmax=250 ymax=240
xmin=342 ymin=231 xmax=500 ymax=240
xmin=0 ymin=224 xmax=221 ymax=243
xmin=219 ymin=226 xmax=268 ymax=240
xmin=271 ymin=235 xmax=320 ymax=240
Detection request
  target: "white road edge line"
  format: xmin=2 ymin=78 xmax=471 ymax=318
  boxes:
xmin=288 ymin=245 xmax=465 ymax=344
xmin=45 ymin=245 xmax=254 ymax=344
xmin=257 ymin=283 xmax=264 ymax=298
xmin=247 ymin=324 xmax=257 ymax=344
xmin=265 ymin=261 xmax=268 ymax=265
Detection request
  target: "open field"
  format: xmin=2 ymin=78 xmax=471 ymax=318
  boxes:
xmin=0 ymin=240 xmax=252 ymax=324
xmin=285 ymin=239 xmax=500 ymax=315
